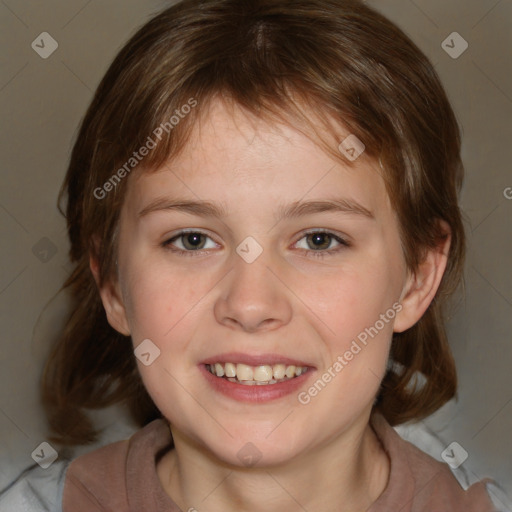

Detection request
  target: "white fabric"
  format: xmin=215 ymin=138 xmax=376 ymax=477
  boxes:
xmin=0 ymin=460 xmax=68 ymax=512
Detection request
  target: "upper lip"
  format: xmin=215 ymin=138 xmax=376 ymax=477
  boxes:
xmin=200 ymin=352 xmax=315 ymax=368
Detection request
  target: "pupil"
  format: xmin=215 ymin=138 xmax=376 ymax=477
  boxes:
xmin=185 ymin=233 xmax=204 ymax=249
xmin=309 ymin=233 xmax=329 ymax=250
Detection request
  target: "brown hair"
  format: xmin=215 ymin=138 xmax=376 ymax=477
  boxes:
xmin=41 ymin=0 xmax=465 ymax=445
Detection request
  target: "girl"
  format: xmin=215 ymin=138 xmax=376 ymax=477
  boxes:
xmin=9 ymin=0 xmax=510 ymax=510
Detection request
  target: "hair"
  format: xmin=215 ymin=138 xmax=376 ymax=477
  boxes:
xmin=41 ymin=0 xmax=465 ymax=445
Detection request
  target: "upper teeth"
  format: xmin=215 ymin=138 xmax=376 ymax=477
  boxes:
xmin=207 ymin=362 xmax=307 ymax=382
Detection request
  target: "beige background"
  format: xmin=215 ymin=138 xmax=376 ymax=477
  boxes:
xmin=0 ymin=0 xmax=511 ymax=502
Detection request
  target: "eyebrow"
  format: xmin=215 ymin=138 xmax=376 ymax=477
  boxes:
xmin=277 ymin=198 xmax=374 ymax=220
xmin=138 ymin=197 xmax=374 ymax=220
xmin=138 ymin=198 xmax=229 ymax=218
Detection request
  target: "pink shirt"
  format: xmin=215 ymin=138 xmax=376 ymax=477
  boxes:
xmin=62 ymin=413 xmax=497 ymax=511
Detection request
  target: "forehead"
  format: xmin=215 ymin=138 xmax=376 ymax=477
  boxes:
xmin=127 ymin=99 xmax=392 ymax=218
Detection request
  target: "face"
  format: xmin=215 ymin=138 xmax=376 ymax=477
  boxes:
xmin=106 ymin=99 xmax=413 ymax=467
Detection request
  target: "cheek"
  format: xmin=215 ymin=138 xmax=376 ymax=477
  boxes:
xmin=308 ymin=264 xmax=398 ymax=335
xmin=311 ymin=288 xmax=394 ymax=412
xmin=301 ymin=258 xmax=399 ymax=388
xmin=121 ymin=260 xmax=199 ymax=340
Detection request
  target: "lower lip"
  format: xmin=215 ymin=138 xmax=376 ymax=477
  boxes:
xmin=199 ymin=365 xmax=315 ymax=403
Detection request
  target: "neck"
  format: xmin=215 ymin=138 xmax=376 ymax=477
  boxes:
xmin=157 ymin=413 xmax=390 ymax=512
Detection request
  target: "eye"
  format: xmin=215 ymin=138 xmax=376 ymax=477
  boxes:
xmin=294 ymin=230 xmax=350 ymax=258
xmin=162 ymin=230 xmax=218 ymax=254
xmin=162 ymin=229 xmax=350 ymax=258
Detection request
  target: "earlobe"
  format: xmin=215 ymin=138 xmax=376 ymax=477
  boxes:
xmin=393 ymin=223 xmax=451 ymax=333
xmin=89 ymin=252 xmax=131 ymax=337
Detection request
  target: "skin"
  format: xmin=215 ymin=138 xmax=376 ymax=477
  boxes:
xmin=91 ymin=98 xmax=450 ymax=512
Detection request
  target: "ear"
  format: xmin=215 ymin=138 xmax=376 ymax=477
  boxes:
xmin=89 ymin=248 xmax=131 ymax=336
xmin=393 ymin=221 xmax=451 ymax=333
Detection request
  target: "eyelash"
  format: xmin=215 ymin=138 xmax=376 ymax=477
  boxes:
xmin=162 ymin=229 xmax=351 ymax=259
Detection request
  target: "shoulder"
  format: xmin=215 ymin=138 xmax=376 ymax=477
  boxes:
xmin=62 ymin=437 xmax=131 ymax=511
xmin=62 ymin=418 xmax=171 ymax=512
xmin=370 ymin=413 xmax=500 ymax=512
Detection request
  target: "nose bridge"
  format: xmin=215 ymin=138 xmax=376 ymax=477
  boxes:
xmin=231 ymin=246 xmax=274 ymax=297
xmin=214 ymin=242 xmax=292 ymax=332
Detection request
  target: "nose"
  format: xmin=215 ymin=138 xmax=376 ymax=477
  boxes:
xmin=213 ymin=249 xmax=293 ymax=333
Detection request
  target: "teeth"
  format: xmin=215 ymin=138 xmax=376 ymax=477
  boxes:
xmin=273 ymin=364 xmax=286 ymax=379
xmin=214 ymin=363 xmax=224 ymax=377
xmin=225 ymin=362 xmax=236 ymax=377
xmin=253 ymin=365 xmax=273 ymax=382
xmin=285 ymin=365 xmax=296 ymax=378
xmin=236 ymin=363 xmax=254 ymax=381
xmin=206 ymin=362 xmax=308 ymax=383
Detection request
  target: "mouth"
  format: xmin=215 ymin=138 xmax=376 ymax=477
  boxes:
xmin=200 ymin=354 xmax=315 ymax=403
xmin=205 ymin=362 xmax=309 ymax=386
